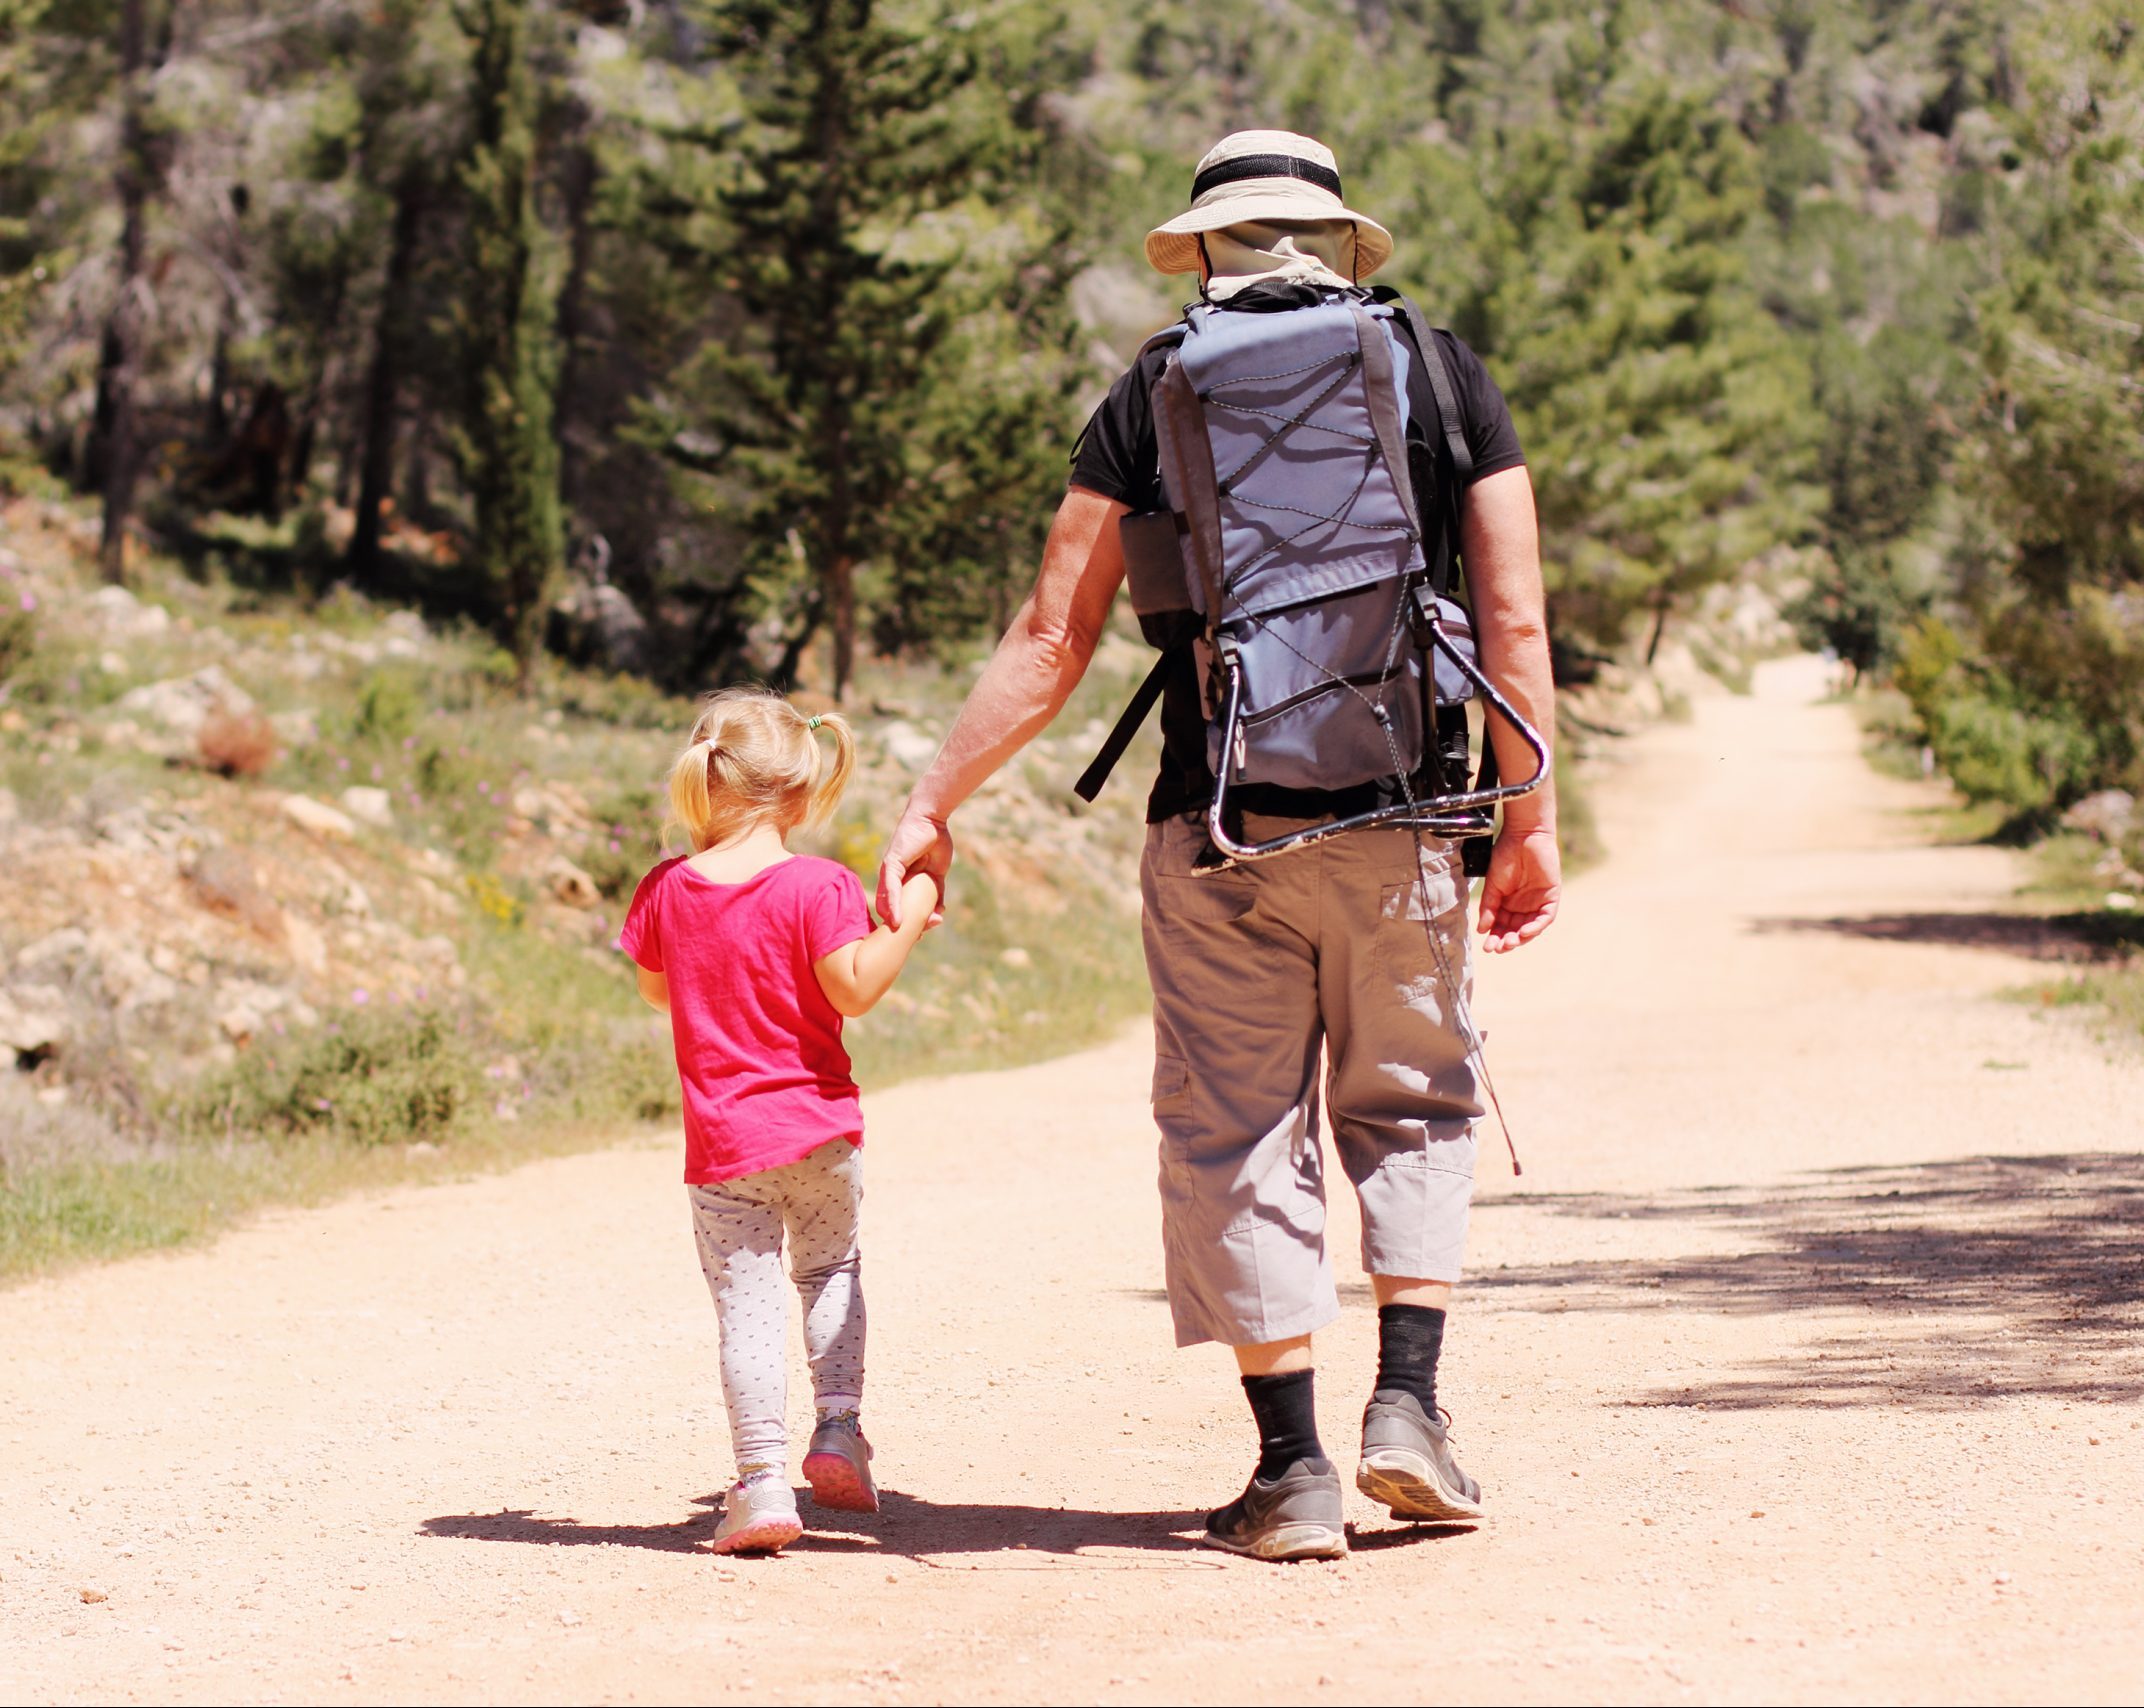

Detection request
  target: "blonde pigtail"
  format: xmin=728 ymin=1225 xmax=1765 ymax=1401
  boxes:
xmin=664 ymin=735 xmax=720 ymax=852
xmin=802 ymin=711 xmax=856 ymax=831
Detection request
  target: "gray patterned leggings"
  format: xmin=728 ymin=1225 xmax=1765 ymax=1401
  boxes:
xmin=687 ymin=1139 xmax=865 ymax=1478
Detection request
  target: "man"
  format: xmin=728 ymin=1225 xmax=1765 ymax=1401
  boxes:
xmin=879 ymin=130 xmax=1560 ymax=1560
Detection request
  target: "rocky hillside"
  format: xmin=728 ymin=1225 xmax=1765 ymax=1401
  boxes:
xmin=0 ymin=497 xmax=1156 ymax=1268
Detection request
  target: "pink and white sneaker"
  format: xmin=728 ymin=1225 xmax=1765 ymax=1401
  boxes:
xmin=802 ymin=1410 xmax=879 ymax=1513
xmin=710 ymin=1473 xmax=803 ymax=1555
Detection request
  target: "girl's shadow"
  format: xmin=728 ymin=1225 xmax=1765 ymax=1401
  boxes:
xmin=423 ymin=1487 xmax=1208 ymax=1564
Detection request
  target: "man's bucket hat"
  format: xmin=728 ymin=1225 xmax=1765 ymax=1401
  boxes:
xmin=1144 ymin=129 xmax=1394 ymax=280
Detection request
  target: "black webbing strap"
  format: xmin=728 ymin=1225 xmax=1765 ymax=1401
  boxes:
xmin=1461 ymin=733 xmax=1500 ymax=876
xmin=1073 ymin=634 xmax=1186 ymax=803
xmin=1372 ymin=288 xmax=1472 ymax=483
xmin=1370 ymin=289 xmax=1471 ymax=602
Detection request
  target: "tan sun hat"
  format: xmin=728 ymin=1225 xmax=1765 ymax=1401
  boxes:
xmin=1145 ymin=129 xmax=1393 ymax=280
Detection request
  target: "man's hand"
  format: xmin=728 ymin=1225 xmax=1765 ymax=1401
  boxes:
xmin=873 ymin=487 xmax=1129 ymax=931
xmin=877 ymin=805 xmax=953 ymax=930
xmin=1477 ymin=824 xmax=1561 ymax=953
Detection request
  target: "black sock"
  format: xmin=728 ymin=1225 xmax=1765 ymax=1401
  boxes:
xmin=1375 ymin=1303 xmax=1446 ymax=1412
xmin=1241 ymin=1368 xmax=1325 ymax=1480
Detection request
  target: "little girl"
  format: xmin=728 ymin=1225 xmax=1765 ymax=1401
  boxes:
xmin=620 ymin=687 xmax=936 ymax=1555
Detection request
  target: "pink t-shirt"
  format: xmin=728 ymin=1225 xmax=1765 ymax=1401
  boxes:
xmin=619 ymin=855 xmax=874 ymax=1184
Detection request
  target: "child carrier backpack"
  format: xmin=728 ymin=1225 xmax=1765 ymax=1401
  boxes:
xmin=1074 ymin=285 xmax=1546 ymax=870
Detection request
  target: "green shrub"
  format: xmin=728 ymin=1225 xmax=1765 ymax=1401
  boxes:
xmin=184 ymin=1007 xmax=483 ymax=1148
xmin=0 ymin=602 xmax=32 ymax=685
xmin=350 ymin=667 xmax=423 ymax=743
xmin=412 ymin=740 xmax=508 ymax=849
xmin=580 ymin=785 xmax=665 ymax=898
xmin=1895 ymin=612 xmax=2107 ymax=814
xmin=1922 ymin=689 xmax=2098 ymax=814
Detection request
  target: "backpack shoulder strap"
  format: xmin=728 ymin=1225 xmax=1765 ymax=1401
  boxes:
xmin=1369 ymin=287 xmax=1472 ymax=484
xmin=1151 ymin=352 xmax=1226 ymax=626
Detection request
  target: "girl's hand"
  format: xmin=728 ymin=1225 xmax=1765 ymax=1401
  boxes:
xmin=891 ymin=870 xmax=941 ymax=934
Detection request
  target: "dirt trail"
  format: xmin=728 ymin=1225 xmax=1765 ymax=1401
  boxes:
xmin=6 ymin=656 xmax=2142 ymax=1706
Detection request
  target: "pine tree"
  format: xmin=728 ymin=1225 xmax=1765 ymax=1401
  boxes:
xmin=452 ymin=0 xmax=562 ymax=691
xmin=1942 ymin=0 xmax=2144 ymax=799
xmin=645 ymin=0 xmax=1064 ymax=699
xmin=0 ymin=0 xmax=58 ymax=381
xmin=1487 ymin=87 xmax=1825 ymax=655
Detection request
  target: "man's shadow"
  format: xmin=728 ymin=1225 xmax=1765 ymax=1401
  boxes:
xmin=421 ymin=1488 xmax=1472 ymax=1565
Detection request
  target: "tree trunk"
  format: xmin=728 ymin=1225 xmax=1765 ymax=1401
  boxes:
xmin=771 ymin=609 xmax=819 ymax=691
xmin=1644 ymin=586 xmax=1673 ymax=666
xmin=828 ymin=553 xmax=856 ymax=700
xmin=347 ymin=180 xmax=424 ymax=585
xmin=95 ymin=0 xmax=154 ymax=585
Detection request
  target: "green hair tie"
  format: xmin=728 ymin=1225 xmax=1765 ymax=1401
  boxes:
xmin=806 ymin=714 xmax=824 ymax=731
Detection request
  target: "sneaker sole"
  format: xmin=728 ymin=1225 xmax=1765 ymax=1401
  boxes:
xmin=803 ymin=1450 xmax=879 ymax=1513
xmin=1357 ymin=1449 xmax=1484 ymax=1522
xmin=710 ymin=1513 xmax=804 ymax=1555
xmin=1203 ymin=1520 xmax=1348 ymax=1562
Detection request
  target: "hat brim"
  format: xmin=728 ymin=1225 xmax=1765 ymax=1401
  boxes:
xmin=1144 ymin=190 xmax=1394 ymax=280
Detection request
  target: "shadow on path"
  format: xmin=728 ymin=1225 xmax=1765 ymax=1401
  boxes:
xmin=425 ymin=1489 xmax=1469 ymax=1568
xmin=1475 ymin=1153 xmax=2144 ymax=1409
xmin=423 ymin=1490 xmax=1232 ymax=1570
xmin=1751 ymin=909 xmax=2144 ymax=963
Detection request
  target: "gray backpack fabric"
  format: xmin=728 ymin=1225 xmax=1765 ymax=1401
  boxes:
xmin=1074 ymin=284 xmax=1530 ymax=858
xmin=1151 ymin=294 xmax=1463 ymax=794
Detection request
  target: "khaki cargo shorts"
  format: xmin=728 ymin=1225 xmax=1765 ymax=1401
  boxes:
xmin=1141 ymin=813 xmax=1481 ymax=1348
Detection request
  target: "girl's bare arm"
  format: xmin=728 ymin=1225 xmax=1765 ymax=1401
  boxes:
xmin=813 ymin=872 xmax=937 ymax=1017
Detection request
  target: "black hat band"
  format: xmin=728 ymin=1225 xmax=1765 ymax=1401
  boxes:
xmin=1190 ymin=153 xmax=1343 ymax=202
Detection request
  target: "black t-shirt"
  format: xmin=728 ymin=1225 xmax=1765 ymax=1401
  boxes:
xmin=1068 ymin=290 xmax=1526 ymax=823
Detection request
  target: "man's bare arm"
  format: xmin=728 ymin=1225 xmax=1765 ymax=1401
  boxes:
xmin=878 ymin=486 xmax=1129 ymax=924
xmin=1460 ymin=465 xmax=1562 ymax=951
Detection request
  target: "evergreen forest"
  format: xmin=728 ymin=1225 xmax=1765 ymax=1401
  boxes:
xmin=3 ymin=0 xmax=2141 ymax=818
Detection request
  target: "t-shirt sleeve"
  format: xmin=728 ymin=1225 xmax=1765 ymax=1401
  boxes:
xmin=1067 ymin=349 xmax=1168 ymax=511
xmin=802 ymin=864 xmax=874 ymax=963
xmin=617 ymin=861 xmax=671 ymax=972
xmin=1441 ymin=333 xmax=1526 ymax=483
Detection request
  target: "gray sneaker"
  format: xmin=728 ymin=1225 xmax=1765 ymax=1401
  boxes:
xmin=1203 ymin=1458 xmax=1347 ymax=1561
xmin=1357 ymin=1390 xmax=1483 ymax=1521
xmin=802 ymin=1410 xmax=878 ymax=1513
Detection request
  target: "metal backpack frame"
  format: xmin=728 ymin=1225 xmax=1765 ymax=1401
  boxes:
xmin=1075 ymin=286 xmax=1547 ymax=871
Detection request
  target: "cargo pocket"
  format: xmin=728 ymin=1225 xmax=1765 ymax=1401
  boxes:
xmin=1151 ymin=1052 xmax=1197 ymax=1201
xmin=1373 ymin=849 xmax=1468 ymax=987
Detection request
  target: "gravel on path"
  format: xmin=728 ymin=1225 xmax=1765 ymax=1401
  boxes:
xmin=4 ymin=655 xmax=2141 ymax=1705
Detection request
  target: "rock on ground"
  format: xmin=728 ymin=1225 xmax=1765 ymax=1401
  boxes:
xmin=278 ymin=795 xmax=357 ymax=842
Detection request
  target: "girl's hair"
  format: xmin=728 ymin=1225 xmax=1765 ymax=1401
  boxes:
xmin=664 ymin=687 xmax=856 ymax=852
